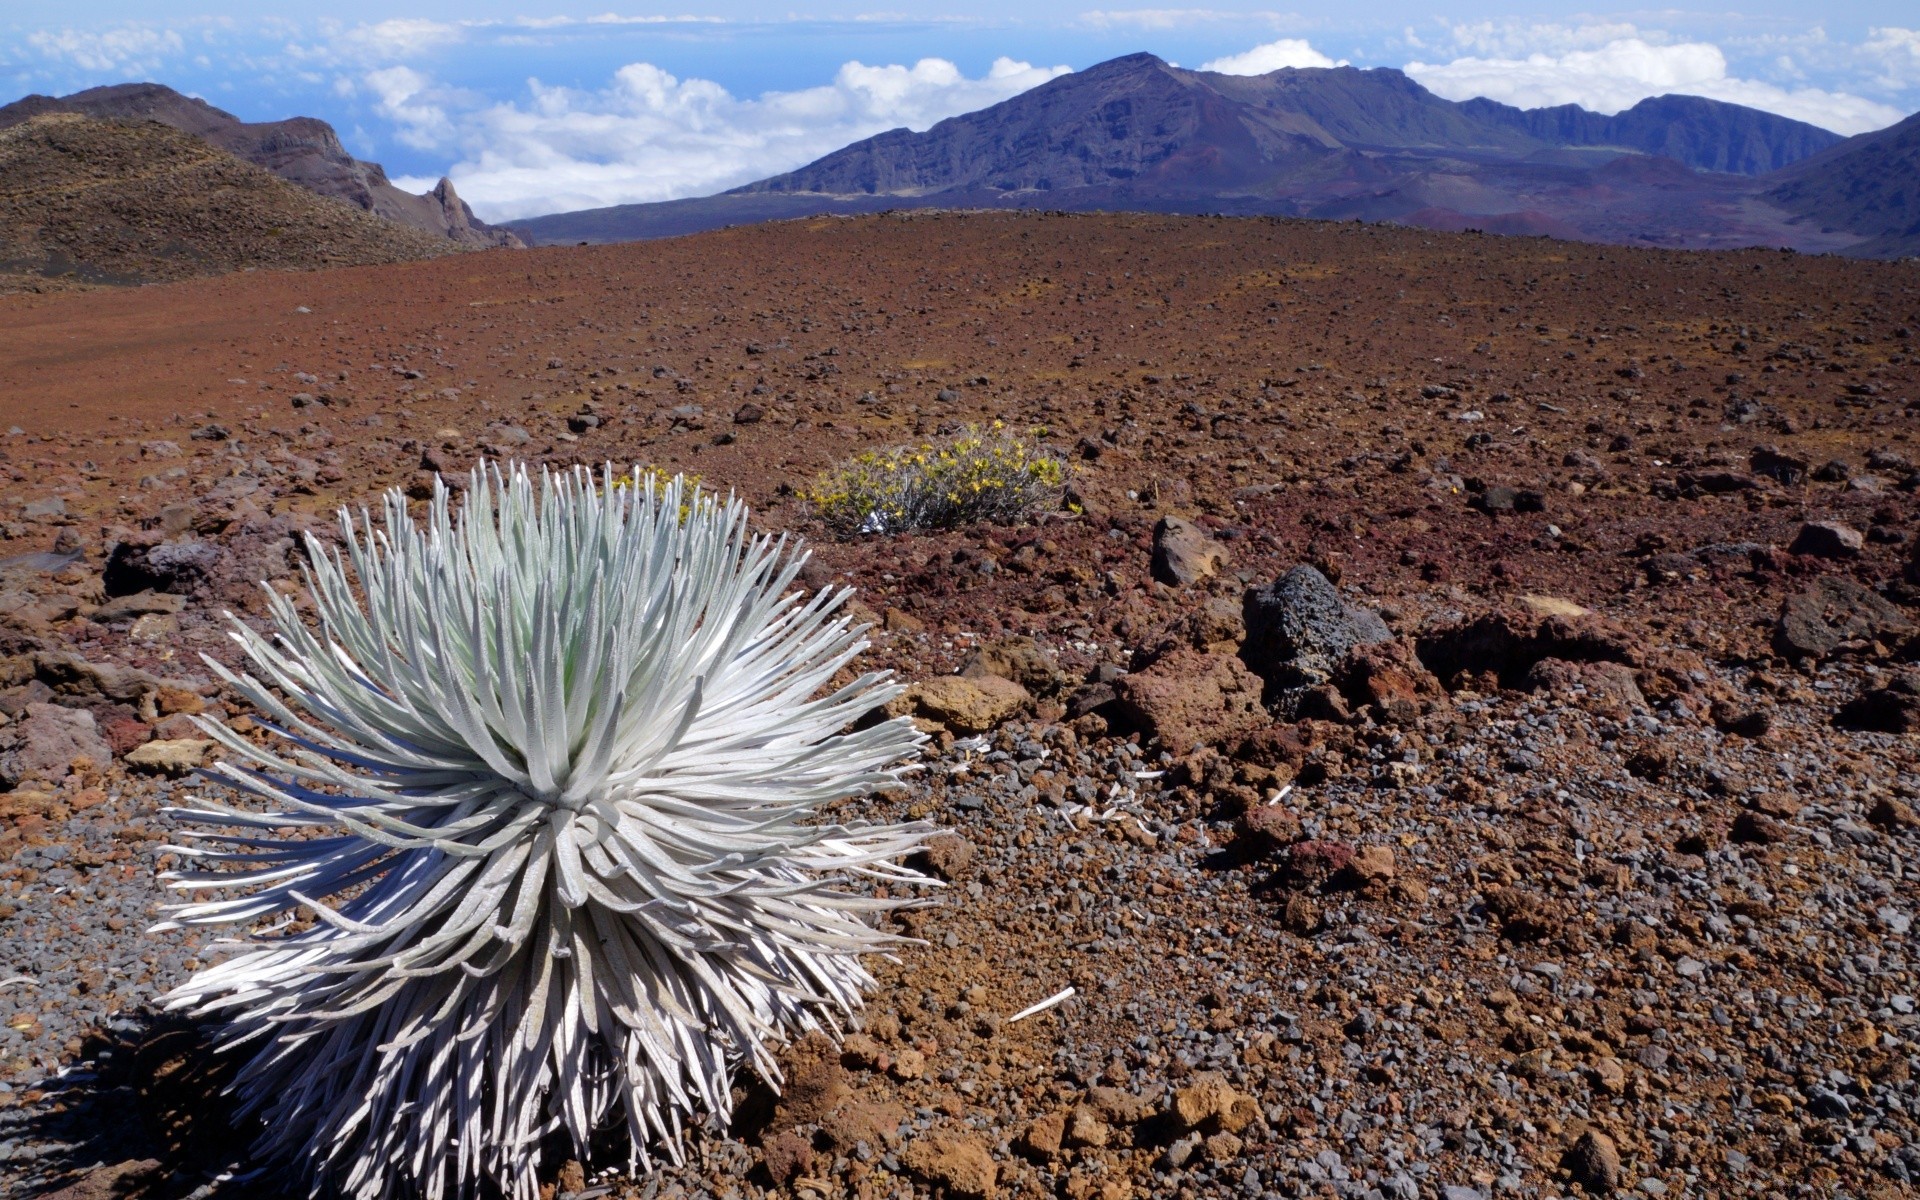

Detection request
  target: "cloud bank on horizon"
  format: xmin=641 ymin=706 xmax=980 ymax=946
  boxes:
xmin=2 ymin=10 xmax=1916 ymax=222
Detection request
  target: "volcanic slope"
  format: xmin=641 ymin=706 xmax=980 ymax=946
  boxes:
xmin=509 ymin=54 xmax=1866 ymax=253
xmin=1 ymin=211 xmax=1919 ymax=1200
xmin=0 ymin=114 xmax=460 ymax=290
xmin=1769 ymin=109 xmax=1920 ymax=258
xmin=0 ymin=83 xmax=522 ymax=249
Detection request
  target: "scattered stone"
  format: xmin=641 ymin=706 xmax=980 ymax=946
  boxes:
xmin=1774 ymin=577 xmax=1913 ymax=660
xmin=1150 ymin=516 xmax=1227 ymax=586
xmin=123 ymin=738 xmax=213 ymax=775
xmin=0 ymin=702 xmax=113 ymax=788
xmin=1564 ymin=1129 xmax=1624 ymax=1193
xmin=1240 ymin=565 xmax=1392 ymax=691
xmin=1112 ymin=649 xmax=1267 ymax=755
xmin=906 ymin=674 xmax=1032 ymax=734
xmin=1836 ymin=672 xmax=1920 ymax=732
xmin=901 ymin=1133 xmax=998 ymax=1200
xmin=1788 ymin=520 xmax=1864 ymax=559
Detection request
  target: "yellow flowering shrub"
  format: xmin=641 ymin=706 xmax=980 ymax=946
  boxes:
xmin=804 ymin=422 xmax=1068 ymax=536
xmin=608 ymin=466 xmax=702 ymax=521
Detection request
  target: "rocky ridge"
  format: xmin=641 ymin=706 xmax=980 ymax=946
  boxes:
xmin=0 ymin=114 xmax=462 ymax=290
xmin=0 ymin=83 xmax=522 ymax=251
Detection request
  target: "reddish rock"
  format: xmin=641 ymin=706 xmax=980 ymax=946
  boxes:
xmin=1283 ymin=839 xmax=1356 ymax=889
xmin=1235 ymin=804 xmax=1302 ymax=856
xmin=1113 ymin=649 xmax=1268 ymax=755
xmin=0 ymin=702 xmax=113 ymax=788
xmin=759 ymin=1130 xmax=814 ymax=1188
xmin=901 ymin=1133 xmax=999 ymax=1200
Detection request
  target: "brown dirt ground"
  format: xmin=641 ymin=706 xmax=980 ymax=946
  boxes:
xmin=2 ymin=210 xmax=1919 ymax=1200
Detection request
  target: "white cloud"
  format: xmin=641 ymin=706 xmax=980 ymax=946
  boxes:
xmin=363 ymin=65 xmax=464 ymax=150
xmin=25 ymin=26 xmax=185 ymax=73
xmin=391 ymin=56 xmax=1070 ymax=222
xmin=1201 ymin=39 xmax=1344 ymax=75
xmin=1081 ymin=10 xmax=1250 ymax=31
xmin=1407 ymin=37 xmax=1904 ymax=135
xmin=1862 ymin=26 xmax=1920 ymax=91
xmin=336 ymin=19 xmax=464 ymax=63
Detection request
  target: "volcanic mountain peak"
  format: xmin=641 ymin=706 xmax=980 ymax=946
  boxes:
xmin=511 ymin=51 xmax=1906 ymax=256
xmin=733 ymin=54 xmax=1842 ymax=202
xmin=0 ymin=83 xmax=520 ymax=249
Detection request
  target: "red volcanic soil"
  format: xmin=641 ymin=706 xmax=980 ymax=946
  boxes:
xmin=3 ymin=211 xmax=1920 ymax=1200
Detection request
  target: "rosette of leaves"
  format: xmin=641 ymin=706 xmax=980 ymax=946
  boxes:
xmin=155 ymin=463 xmax=928 ymax=1200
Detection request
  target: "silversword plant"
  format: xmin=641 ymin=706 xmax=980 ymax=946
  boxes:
xmin=155 ymin=463 xmax=928 ymax=1200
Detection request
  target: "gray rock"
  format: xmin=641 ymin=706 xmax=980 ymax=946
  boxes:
xmin=1150 ymin=516 xmax=1227 ymax=586
xmin=90 ymin=590 xmax=186 ymax=623
xmin=1240 ymin=565 xmax=1392 ymax=690
xmin=1774 ymin=576 xmax=1912 ymax=660
xmin=0 ymin=703 xmax=113 ymax=788
xmin=103 ymin=537 xmax=222 ymax=597
xmin=1788 ymin=520 xmax=1863 ymax=559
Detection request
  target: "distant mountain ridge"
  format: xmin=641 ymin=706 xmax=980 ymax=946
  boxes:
xmin=0 ymin=113 xmax=460 ymax=289
xmin=0 ymin=83 xmax=521 ymax=250
xmin=1767 ymin=111 xmax=1920 ymax=258
xmin=509 ymin=54 xmax=1914 ymax=258
xmin=1458 ymin=93 xmax=1842 ymax=175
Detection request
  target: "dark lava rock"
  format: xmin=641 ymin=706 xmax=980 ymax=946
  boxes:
xmin=1731 ymin=810 xmax=1789 ymax=845
xmin=1749 ymin=445 xmax=1809 ymax=485
xmin=1472 ymin=484 xmax=1546 ymax=514
xmin=1773 ymin=577 xmax=1913 ymax=660
xmin=1835 ymin=672 xmax=1920 ymax=732
xmin=1788 ymin=520 xmax=1863 ymax=559
xmin=103 ymin=536 xmax=221 ymax=597
xmin=1240 ymin=565 xmax=1392 ymax=691
xmin=1563 ymin=1128 xmax=1623 ymax=1193
xmin=1710 ymin=699 xmax=1773 ymax=737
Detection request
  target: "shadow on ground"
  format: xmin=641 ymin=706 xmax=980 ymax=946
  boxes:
xmin=2 ymin=1010 xmax=283 ymax=1200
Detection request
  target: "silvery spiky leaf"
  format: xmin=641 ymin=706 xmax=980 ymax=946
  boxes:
xmin=153 ymin=463 xmax=928 ymax=1200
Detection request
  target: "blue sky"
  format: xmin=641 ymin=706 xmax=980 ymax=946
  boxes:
xmin=5 ymin=3 xmax=1918 ymax=221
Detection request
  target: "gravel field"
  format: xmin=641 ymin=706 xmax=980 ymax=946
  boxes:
xmin=1 ymin=211 xmax=1918 ymax=1199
